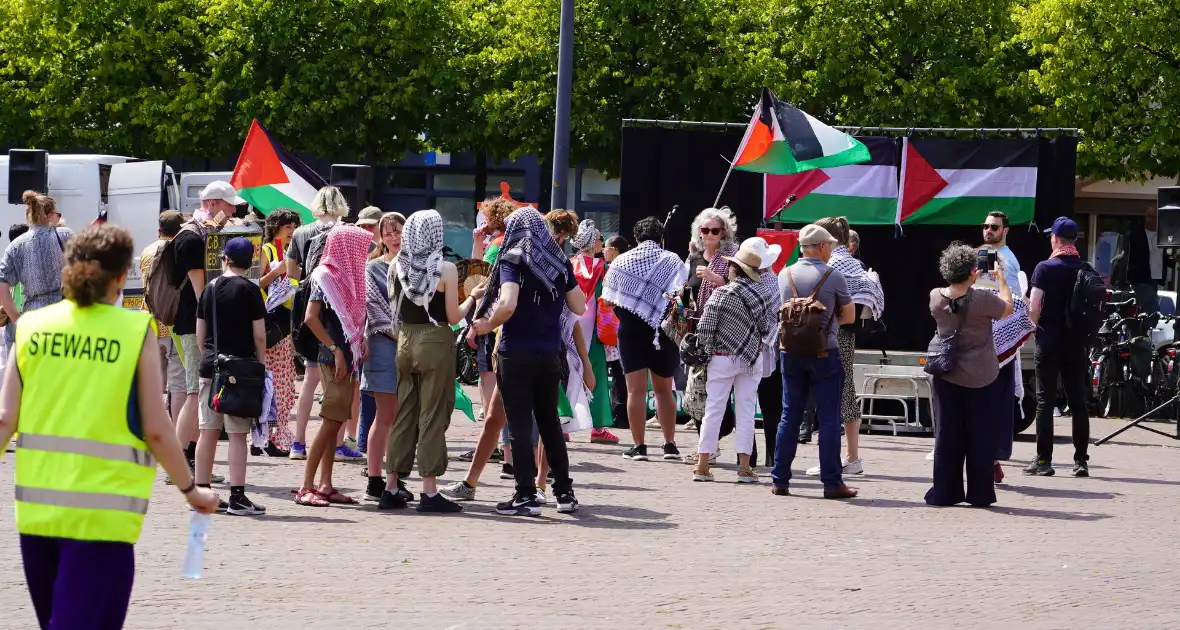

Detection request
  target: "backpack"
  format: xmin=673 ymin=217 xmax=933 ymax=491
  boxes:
xmin=144 ymin=224 xmax=199 ymax=326
xmin=290 ymin=227 xmax=333 ymax=362
xmin=778 ymin=267 xmax=835 ymax=357
xmin=1066 ymin=262 xmax=1106 ymax=342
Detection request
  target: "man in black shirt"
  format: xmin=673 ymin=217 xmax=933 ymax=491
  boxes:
xmin=173 ymin=181 xmax=237 ymax=479
xmin=194 ymin=237 xmax=268 ymax=515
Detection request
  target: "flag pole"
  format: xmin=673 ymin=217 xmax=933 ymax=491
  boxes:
xmin=712 ymin=155 xmax=737 ymax=208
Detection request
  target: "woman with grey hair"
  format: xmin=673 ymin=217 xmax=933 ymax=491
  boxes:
xmin=926 ymin=243 xmax=1013 ymax=508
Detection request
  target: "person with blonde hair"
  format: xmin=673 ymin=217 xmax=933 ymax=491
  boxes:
xmin=0 ymin=191 xmax=72 ymax=335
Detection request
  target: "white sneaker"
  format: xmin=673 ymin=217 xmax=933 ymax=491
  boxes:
xmin=925 ymin=450 xmax=935 ymax=461
xmin=805 ymin=464 xmax=822 ymax=476
xmin=806 ymin=458 xmax=864 ymax=476
xmin=645 ymin=417 xmax=661 ymax=429
xmin=536 ymin=488 xmax=550 ymax=505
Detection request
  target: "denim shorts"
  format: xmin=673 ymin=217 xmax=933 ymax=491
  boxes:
xmin=475 ymin=333 xmax=497 ymax=373
xmin=361 ymin=334 xmax=398 ymax=394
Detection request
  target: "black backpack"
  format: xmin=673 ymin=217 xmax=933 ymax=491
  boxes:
xmin=1066 ymin=262 xmax=1106 ymax=342
xmin=290 ymin=227 xmax=332 ymax=361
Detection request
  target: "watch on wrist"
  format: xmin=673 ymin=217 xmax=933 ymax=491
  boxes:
xmin=328 ymin=344 xmax=339 ymax=353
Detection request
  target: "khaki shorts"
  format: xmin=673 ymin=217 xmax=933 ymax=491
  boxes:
xmin=159 ymin=338 xmax=187 ymax=394
xmin=180 ymin=334 xmax=201 ymax=394
xmin=318 ymin=363 xmax=356 ymax=423
xmin=198 ymin=379 xmax=254 ymax=434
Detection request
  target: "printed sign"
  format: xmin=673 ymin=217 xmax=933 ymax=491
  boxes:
xmin=205 ymin=225 xmax=264 ymax=284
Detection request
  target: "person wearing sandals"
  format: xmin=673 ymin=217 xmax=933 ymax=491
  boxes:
xmin=380 ymin=210 xmax=476 ymax=513
xmin=691 ymin=238 xmax=779 ymax=483
xmin=257 ymin=209 xmax=301 ymax=458
xmin=294 ymin=224 xmax=373 ymax=508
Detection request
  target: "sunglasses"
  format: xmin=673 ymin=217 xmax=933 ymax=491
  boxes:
xmin=981 ymin=223 xmax=1004 ymax=231
xmin=699 ymin=227 xmax=724 ymax=236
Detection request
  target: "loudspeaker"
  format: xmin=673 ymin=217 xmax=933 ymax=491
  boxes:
xmin=8 ymin=149 xmax=48 ymax=205
xmin=330 ymin=164 xmax=373 ymax=223
xmin=1157 ymin=186 xmax=1180 ymax=248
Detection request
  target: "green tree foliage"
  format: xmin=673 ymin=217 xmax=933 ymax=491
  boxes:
xmin=1018 ymin=0 xmax=1180 ymax=180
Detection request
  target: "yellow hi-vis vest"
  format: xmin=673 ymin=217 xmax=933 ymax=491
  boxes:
xmin=14 ymin=301 xmax=155 ymax=544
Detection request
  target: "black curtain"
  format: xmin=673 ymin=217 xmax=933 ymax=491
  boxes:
xmin=619 ymin=126 xmax=1080 ymax=351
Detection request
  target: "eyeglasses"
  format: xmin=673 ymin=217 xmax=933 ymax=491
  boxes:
xmin=699 ymin=227 xmax=723 ymax=236
xmin=981 ymin=223 xmax=1004 ymax=231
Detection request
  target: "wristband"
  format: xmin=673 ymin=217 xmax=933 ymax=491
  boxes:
xmin=178 ymin=480 xmax=196 ymax=495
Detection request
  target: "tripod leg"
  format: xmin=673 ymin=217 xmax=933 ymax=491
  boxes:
xmin=1094 ymin=394 xmax=1180 ymax=445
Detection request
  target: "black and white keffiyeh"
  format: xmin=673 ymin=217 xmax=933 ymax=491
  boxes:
xmin=830 ymin=245 xmax=884 ymax=319
xmin=994 ymin=295 xmax=1035 ymax=363
xmin=572 ymin=219 xmax=599 ymax=252
xmin=476 ymin=206 xmax=571 ymax=318
xmin=602 ymin=240 xmax=688 ymax=332
xmin=394 ymin=210 xmax=444 ymax=323
xmin=696 ymin=275 xmax=777 ymax=367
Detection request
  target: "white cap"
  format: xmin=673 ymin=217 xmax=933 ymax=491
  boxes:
xmin=200 ymin=181 xmax=245 ymax=205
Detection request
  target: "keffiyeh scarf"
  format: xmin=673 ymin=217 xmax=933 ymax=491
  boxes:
xmin=310 ymin=224 xmax=372 ymax=365
xmin=830 ymin=246 xmax=885 ymax=320
xmin=572 ymin=219 xmax=600 ymax=253
xmin=694 ymin=242 xmax=738 ymax=316
xmin=602 ymin=240 xmax=688 ymax=343
xmin=1051 ymin=243 xmax=1080 ymax=259
xmin=395 ymin=210 xmax=445 ymax=324
xmin=477 ymin=207 xmax=570 ymax=318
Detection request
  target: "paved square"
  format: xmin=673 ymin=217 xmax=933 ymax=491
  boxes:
xmin=1 ymin=400 xmax=1178 ymax=629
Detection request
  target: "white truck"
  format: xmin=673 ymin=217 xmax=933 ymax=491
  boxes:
xmin=0 ymin=153 xmax=181 ymax=296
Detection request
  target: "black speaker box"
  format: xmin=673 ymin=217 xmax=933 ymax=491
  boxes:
xmin=1157 ymin=186 xmax=1180 ymax=248
xmin=330 ymin=164 xmax=373 ymax=223
xmin=8 ymin=149 xmax=48 ymax=204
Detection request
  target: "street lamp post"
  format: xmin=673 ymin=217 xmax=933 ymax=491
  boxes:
xmin=550 ymin=0 xmax=575 ymax=211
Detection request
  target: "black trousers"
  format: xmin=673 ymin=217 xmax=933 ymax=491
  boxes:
xmin=497 ymin=352 xmax=572 ymax=498
xmin=1033 ymin=344 xmax=1090 ymax=463
xmin=927 ymin=376 xmax=998 ymax=507
xmin=607 ymin=359 xmax=629 ymax=429
xmin=758 ymin=366 xmax=783 ymax=467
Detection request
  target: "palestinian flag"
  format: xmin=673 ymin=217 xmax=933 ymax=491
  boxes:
xmin=764 ymin=137 xmax=899 ymax=224
xmin=733 ymin=87 xmax=871 ymax=175
xmin=897 ymin=138 xmax=1038 ymax=225
xmin=230 ymin=120 xmax=327 ymax=223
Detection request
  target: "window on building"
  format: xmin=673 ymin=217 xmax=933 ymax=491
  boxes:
xmin=435 ymin=196 xmax=477 ymax=258
xmin=388 ymin=170 xmax=428 ymax=190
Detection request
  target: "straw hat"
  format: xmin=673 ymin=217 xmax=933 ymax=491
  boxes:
xmin=723 ymin=237 xmax=781 ymax=281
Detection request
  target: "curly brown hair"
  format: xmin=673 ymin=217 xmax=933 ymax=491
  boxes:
xmin=479 ymin=197 xmax=516 ymax=234
xmin=62 ymin=224 xmax=134 ymax=307
xmin=545 ymin=209 xmax=578 ymax=240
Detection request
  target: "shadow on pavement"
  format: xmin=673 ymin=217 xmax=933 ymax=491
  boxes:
xmin=578 ymin=482 xmax=654 ymax=492
xmin=439 ymin=504 xmax=678 ymax=530
xmin=1000 ymin=485 xmax=1119 ymax=500
xmin=1095 ymin=475 xmax=1180 ymax=487
xmin=845 ymin=497 xmax=1113 ymax=520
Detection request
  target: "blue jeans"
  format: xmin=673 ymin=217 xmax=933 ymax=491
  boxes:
xmin=772 ymin=351 xmax=845 ymax=489
xmin=357 ymin=391 xmax=377 ymax=452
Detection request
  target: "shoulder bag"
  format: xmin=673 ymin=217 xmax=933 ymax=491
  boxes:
xmin=209 ymin=277 xmax=267 ymax=418
xmin=924 ymin=290 xmax=971 ymax=376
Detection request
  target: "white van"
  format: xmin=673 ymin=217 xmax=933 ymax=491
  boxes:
xmin=0 ymin=153 xmax=180 ymax=293
xmin=178 ymin=171 xmax=233 ymax=214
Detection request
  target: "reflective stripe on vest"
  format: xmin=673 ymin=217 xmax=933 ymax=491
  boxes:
xmin=17 ymin=433 xmax=157 ymax=468
xmin=14 ymin=486 xmax=150 ymax=515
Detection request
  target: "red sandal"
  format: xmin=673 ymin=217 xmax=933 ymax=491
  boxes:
xmin=315 ymin=487 xmax=358 ymax=505
xmin=294 ymin=489 xmax=329 ymax=507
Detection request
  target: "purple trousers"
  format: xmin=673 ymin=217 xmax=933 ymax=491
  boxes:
xmin=20 ymin=534 xmax=135 ymax=630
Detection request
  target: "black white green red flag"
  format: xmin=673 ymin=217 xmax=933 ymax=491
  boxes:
xmin=763 ymin=137 xmax=899 ymax=224
xmin=896 ymin=138 xmax=1038 ymax=225
xmin=230 ymin=120 xmax=327 ymax=223
xmin=733 ymin=88 xmax=871 ymax=175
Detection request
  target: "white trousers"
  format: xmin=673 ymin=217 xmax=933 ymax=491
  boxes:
xmin=697 ymin=354 xmax=763 ymax=456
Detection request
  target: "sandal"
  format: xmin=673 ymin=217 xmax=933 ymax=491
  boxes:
xmin=736 ymin=468 xmax=760 ymax=484
xmin=294 ymin=489 xmax=330 ymax=507
xmin=316 ymin=487 xmax=359 ymax=505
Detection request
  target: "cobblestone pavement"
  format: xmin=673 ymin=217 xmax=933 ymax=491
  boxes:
xmin=2 ymin=395 xmax=1180 ymax=629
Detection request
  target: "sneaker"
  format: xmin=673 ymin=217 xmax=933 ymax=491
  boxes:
xmin=736 ymin=468 xmax=760 ymax=484
xmin=458 ymin=449 xmax=475 ymax=462
xmin=622 ymin=445 xmax=649 ymax=461
xmin=216 ymin=498 xmax=229 ymax=513
xmin=499 ymin=463 xmax=515 ymax=480
xmin=264 ymin=442 xmax=289 ymax=458
xmin=417 ymin=492 xmax=462 ymax=513
xmin=685 ymin=451 xmax=720 ymax=465
xmin=210 ymin=473 xmax=225 ymax=484
xmin=556 ymin=491 xmax=580 ymax=514
xmin=343 ymin=437 xmax=359 ymax=451
xmin=590 ymin=428 xmax=620 ymax=444
xmin=365 ymin=477 xmax=385 ymax=502
xmin=496 ymin=492 xmax=542 ymax=516
xmin=1023 ymin=459 xmax=1055 ymax=477
xmin=490 ymin=448 xmax=504 ymax=462
xmin=692 ymin=470 xmax=714 ymax=482
xmin=377 ymin=490 xmax=407 ymax=510
xmin=289 ymin=442 xmax=308 ymax=460
xmin=1072 ymin=461 xmax=1089 ymax=478
xmin=250 ymin=445 xmax=264 ymax=457
xmin=226 ymin=494 xmax=266 ymax=516
xmin=684 ymin=418 xmax=699 ymax=431
xmin=536 ymin=488 xmax=549 ymax=505
xmin=645 ymin=417 xmax=660 ymax=429
xmin=397 ymin=480 xmax=415 ymax=503
xmin=440 ymin=481 xmax=476 ymax=501
xmin=334 ymin=445 xmax=364 ymax=462
xmin=842 ymin=458 xmax=865 ymax=475
xmin=662 ymin=443 xmax=682 ymax=461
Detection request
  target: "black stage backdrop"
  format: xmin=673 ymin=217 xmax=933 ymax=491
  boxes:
xmin=619 ymin=126 xmax=1078 ymax=351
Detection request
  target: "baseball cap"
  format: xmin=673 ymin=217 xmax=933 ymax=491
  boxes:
xmin=1043 ymin=216 xmax=1078 ymax=239
xmin=200 ymin=181 xmax=245 ymax=205
xmin=356 ymin=206 xmax=383 ymax=226
xmin=223 ymin=237 xmax=254 ymax=268
xmin=799 ymin=224 xmax=838 ymax=247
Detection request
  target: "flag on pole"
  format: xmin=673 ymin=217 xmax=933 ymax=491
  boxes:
xmin=230 ymin=120 xmax=327 ymax=223
xmin=763 ymin=137 xmax=900 ymax=224
xmin=733 ymin=88 xmax=871 ymax=175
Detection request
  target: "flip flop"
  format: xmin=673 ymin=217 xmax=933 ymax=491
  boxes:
xmin=294 ymin=489 xmax=329 ymax=507
xmin=315 ymin=487 xmax=359 ymax=505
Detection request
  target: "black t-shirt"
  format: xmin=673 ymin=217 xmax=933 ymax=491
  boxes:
xmin=1030 ymin=255 xmax=1085 ymax=348
xmin=197 ymin=274 xmax=267 ymax=378
xmin=172 ymin=229 xmax=206 ymax=335
xmin=497 ymin=259 xmax=577 ymax=357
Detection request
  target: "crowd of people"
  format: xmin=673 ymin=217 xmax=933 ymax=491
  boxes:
xmin=0 ymin=180 xmax=1107 ymax=627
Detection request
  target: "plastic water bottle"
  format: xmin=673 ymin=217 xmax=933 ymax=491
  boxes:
xmin=182 ymin=512 xmax=211 ymax=579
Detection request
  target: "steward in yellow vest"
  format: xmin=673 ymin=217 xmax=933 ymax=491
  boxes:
xmin=0 ymin=223 xmax=217 ymax=630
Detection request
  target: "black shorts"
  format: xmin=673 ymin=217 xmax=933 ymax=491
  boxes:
xmin=617 ymin=309 xmax=680 ymax=379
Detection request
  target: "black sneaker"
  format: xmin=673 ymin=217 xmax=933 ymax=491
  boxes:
xmin=417 ymin=492 xmax=463 ymax=513
xmin=397 ymin=480 xmax=415 ymax=503
xmin=264 ymin=442 xmax=289 ymax=458
xmin=216 ymin=499 xmax=229 ymax=514
xmin=490 ymin=447 xmax=504 ymax=462
xmin=458 ymin=449 xmax=475 ymax=462
xmin=250 ymin=445 xmax=264 ymax=457
xmin=1023 ymin=459 xmax=1055 ymax=476
xmin=496 ymin=492 xmax=542 ymax=516
xmin=556 ymin=491 xmax=580 ymax=514
xmin=377 ymin=490 xmax=407 ymax=510
xmin=499 ymin=463 xmax=515 ymax=479
xmin=662 ymin=443 xmax=682 ymax=461
xmin=1072 ymin=461 xmax=1090 ymax=478
xmin=623 ymin=445 xmax=649 ymax=461
xmin=226 ymin=494 xmax=266 ymax=516
xmin=365 ymin=477 xmax=385 ymax=502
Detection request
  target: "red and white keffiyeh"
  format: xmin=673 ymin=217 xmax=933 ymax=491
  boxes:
xmin=310 ymin=224 xmax=371 ymax=363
